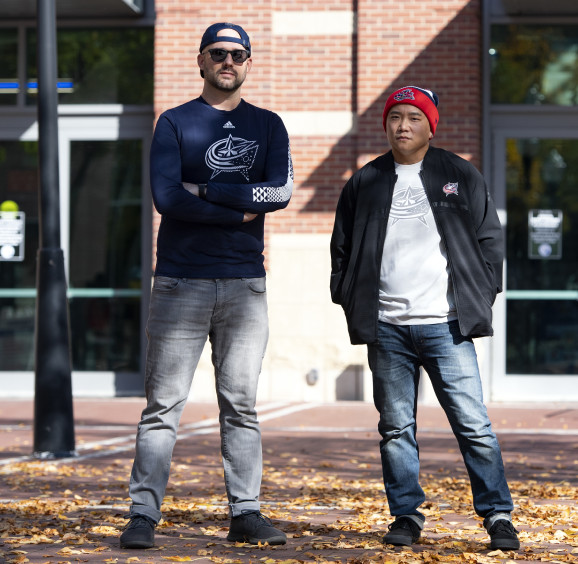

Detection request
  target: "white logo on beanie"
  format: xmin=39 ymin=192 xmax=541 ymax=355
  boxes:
xmin=394 ymin=88 xmax=416 ymax=102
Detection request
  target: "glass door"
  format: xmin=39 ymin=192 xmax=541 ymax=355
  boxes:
xmin=491 ymin=131 xmax=578 ymax=401
xmin=0 ymin=140 xmax=38 ymax=371
xmin=0 ymin=116 xmax=152 ymax=396
xmin=0 ymin=20 xmax=154 ymax=396
xmin=58 ymin=117 xmax=153 ymax=394
xmin=67 ymin=139 xmax=143 ymax=373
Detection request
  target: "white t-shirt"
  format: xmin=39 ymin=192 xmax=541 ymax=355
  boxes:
xmin=378 ymin=161 xmax=457 ymax=325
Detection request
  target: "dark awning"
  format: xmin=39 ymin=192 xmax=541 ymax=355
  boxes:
xmin=0 ymin=0 xmax=144 ymax=19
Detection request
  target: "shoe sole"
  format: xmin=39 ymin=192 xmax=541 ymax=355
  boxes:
xmin=120 ymin=540 xmax=155 ymax=549
xmin=382 ymin=535 xmax=417 ymax=546
xmin=491 ymin=540 xmax=520 ymax=551
xmin=227 ymin=534 xmax=287 ymax=545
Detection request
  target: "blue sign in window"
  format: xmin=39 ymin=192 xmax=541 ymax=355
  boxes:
xmin=0 ymin=80 xmax=74 ymax=92
xmin=0 ymin=82 xmax=19 ymax=90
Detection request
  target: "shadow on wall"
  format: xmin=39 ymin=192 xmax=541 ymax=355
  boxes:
xmin=336 ymin=364 xmax=364 ymax=401
xmin=302 ymin=1 xmax=481 ymax=214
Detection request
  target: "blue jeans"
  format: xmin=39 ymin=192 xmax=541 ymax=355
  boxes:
xmin=128 ymin=276 xmax=269 ymax=522
xmin=367 ymin=320 xmax=513 ymax=521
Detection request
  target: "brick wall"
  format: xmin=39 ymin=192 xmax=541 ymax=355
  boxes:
xmin=152 ymin=0 xmax=482 ymax=262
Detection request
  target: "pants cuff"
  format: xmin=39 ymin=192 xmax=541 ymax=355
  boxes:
xmin=229 ymin=501 xmax=261 ymax=518
xmin=128 ymin=505 xmax=162 ymax=524
xmin=483 ymin=512 xmax=512 ymax=531
xmin=397 ymin=514 xmax=425 ymax=530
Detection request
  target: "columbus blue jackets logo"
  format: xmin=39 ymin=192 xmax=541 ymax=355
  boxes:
xmin=393 ymin=88 xmax=416 ymax=102
xmin=390 ymin=185 xmax=430 ymax=226
xmin=205 ymin=134 xmax=258 ymax=180
xmin=442 ymin=182 xmax=459 ymax=196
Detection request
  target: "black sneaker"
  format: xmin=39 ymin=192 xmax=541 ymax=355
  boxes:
xmin=120 ymin=515 xmax=156 ymax=549
xmin=487 ymin=519 xmax=520 ymax=550
xmin=382 ymin=516 xmax=422 ymax=546
xmin=227 ymin=510 xmax=287 ymax=545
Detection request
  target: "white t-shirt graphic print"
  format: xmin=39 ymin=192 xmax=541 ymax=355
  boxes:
xmin=378 ymin=161 xmax=457 ymax=325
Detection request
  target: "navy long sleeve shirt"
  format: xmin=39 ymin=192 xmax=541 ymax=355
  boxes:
xmin=150 ymin=97 xmax=293 ymax=278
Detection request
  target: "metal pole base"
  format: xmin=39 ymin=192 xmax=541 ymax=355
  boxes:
xmin=34 ymin=248 xmax=76 ymax=456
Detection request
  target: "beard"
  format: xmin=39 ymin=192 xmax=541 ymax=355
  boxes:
xmin=204 ymin=67 xmax=246 ymax=92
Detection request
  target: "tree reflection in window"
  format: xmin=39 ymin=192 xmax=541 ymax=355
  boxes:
xmin=490 ymin=25 xmax=578 ymax=105
xmin=26 ymin=27 xmax=153 ymax=105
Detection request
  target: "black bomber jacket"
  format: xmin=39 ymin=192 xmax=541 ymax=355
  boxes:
xmin=330 ymin=145 xmax=504 ymax=345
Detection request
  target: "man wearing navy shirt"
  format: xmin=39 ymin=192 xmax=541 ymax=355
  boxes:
xmin=120 ymin=22 xmax=293 ymax=549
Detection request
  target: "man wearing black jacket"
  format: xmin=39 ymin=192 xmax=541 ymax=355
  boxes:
xmin=330 ymin=86 xmax=519 ymax=550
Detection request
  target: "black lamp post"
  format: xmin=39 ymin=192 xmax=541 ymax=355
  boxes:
xmin=33 ymin=0 xmax=76 ymax=458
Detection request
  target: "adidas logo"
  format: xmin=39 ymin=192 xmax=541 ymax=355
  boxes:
xmin=223 ymin=121 xmax=235 ymax=129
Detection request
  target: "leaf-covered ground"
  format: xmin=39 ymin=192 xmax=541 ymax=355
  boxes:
xmin=1 ymin=426 xmax=576 ymax=564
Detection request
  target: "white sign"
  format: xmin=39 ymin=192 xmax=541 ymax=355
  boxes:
xmin=528 ymin=209 xmax=562 ymax=260
xmin=0 ymin=211 xmax=25 ymax=261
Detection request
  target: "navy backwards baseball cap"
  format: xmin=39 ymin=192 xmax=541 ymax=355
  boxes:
xmin=199 ymin=23 xmax=251 ymax=55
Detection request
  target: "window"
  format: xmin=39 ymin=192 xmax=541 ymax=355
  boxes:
xmin=68 ymin=140 xmax=143 ymax=371
xmin=490 ymin=25 xmax=578 ymax=105
xmin=505 ymin=138 xmax=578 ymax=375
xmin=26 ymin=27 xmax=154 ymax=105
xmin=0 ymin=141 xmax=38 ymax=371
xmin=0 ymin=29 xmax=18 ymax=105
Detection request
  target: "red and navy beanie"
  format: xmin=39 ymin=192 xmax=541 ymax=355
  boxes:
xmin=382 ymin=86 xmax=440 ymax=136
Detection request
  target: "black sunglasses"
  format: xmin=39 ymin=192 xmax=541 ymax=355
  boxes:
xmin=205 ymin=48 xmax=249 ymax=64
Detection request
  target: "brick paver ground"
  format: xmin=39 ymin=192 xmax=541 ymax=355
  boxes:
xmin=0 ymin=399 xmax=577 ymax=563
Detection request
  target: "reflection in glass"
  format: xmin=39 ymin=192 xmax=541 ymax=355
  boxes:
xmin=69 ymin=140 xmax=142 ymax=290
xmin=69 ymin=297 xmax=140 ymax=371
xmin=0 ymin=142 xmax=39 ymax=289
xmin=506 ymin=138 xmax=578 ymax=375
xmin=507 ymin=301 xmax=578 ymax=375
xmin=68 ymin=140 xmax=142 ymax=371
xmin=506 ymin=138 xmax=578 ymax=291
xmin=0 ymin=139 xmax=144 ymax=372
xmin=0 ymin=142 xmax=38 ymax=371
xmin=0 ymin=298 xmax=35 ymax=371
xmin=0 ymin=29 xmax=18 ymax=105
xmin=26 ymin=27 xmax=154 ymax=105
xmin=490 ymin=25 xmax=578 ymax=105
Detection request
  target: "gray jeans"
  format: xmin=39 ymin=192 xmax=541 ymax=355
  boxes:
xmin=128 ymin=276 xmax=269 ymax=522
